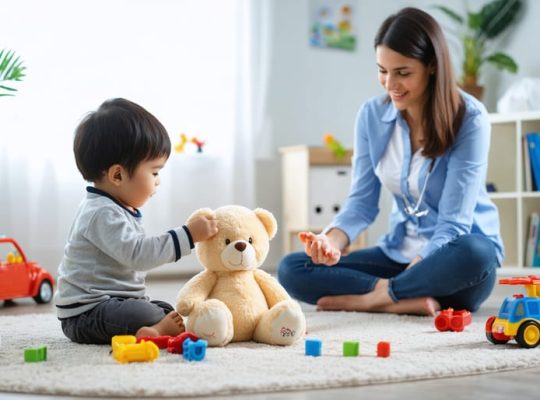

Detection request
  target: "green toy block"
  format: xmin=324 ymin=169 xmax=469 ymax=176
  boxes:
xmin=342 ymin=341 xmax=359 ymax=357
xmin=24 ymin=346 xmax=47 ymax=362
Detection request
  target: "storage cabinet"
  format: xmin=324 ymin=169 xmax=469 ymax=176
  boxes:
xmin=487 ymin=111 xmax=540 ymax=274
xmin=280 ymin=146 xmax=367 ymax=253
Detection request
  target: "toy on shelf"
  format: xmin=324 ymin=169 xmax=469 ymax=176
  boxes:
xmin=434 ymin=308 xmax=472 ymax=332
xmin=486 ymin=275 xmax=540 ymax=348
xmin=323 ymin=133 xmax=347 ymax=159
xmin=191 ymin=137 xmax=205 ymax=153
xmin=305 ymin=338 xmax=322 ymax=357
xmin=174 ymin=133 xmax=206 ymax=154
xmin=167 ymin=332 xmax=200 ymax=354
xmin=175 ymin=133 xmax=189 ymax=153
xmin=24 ymin=345 xmax=47 ymax=362
xmin=112 ymin=335 xmax=159 ymax=363
xmin=0 ymin=237 xmax=55 ymax=304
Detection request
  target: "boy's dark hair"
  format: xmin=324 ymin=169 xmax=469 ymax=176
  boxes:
xmin=73 ymin=98 xmax=171 ymax=182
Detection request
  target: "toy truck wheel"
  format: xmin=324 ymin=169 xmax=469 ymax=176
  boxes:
xmin=515 ymin=321 xmax=540 ymax=349
xmin=485 ymin=316 xmax=509 ymax=345
xmin=33 ymin=280 xmax=53 ymax=304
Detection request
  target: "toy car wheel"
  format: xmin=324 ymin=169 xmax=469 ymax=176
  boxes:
xmin=485 ymin=316 xmax=510 ymax=345
xmin=33 ymin=280 xmax=53 ymax=304
xmin=515 ymin=321 xmax=540 ymax=349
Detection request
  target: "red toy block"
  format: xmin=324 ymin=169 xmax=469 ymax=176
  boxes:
xmin=167 ymin=332 xmax=199 ymax=354
xmin=435 ymin=308 xmax=472 ymax=332
xmin=377 ymin=341 xmax=390 ymax=358
xmin=136 ymin=335 xmax=171 ymax=349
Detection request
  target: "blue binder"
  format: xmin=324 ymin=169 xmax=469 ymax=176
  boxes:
xmin=527 ymin=133 xmax=540 ymax=191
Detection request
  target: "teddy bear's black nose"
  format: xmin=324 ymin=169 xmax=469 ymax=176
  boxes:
xmin=235 ymin=242 xmax=247 ymax=252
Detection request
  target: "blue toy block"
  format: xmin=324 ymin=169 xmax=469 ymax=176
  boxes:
xmin=305 ymin=338 xmax=322 ymax=357
xmin=182 ymin=338 xmax=208 ymax=361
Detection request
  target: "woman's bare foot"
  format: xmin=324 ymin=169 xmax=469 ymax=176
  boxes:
xmin=374 ymin=297 xmax=441 ymax=316
xmin=316 ymin=279 xmax=441 ymax=316
xmin=135 ymin=311 xmax=185 ymax=338
xmin=317 ymin=279 xmax=393 ymax=311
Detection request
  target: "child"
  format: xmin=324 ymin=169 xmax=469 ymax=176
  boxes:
xmin=54 ymin=98 xmax=218 ymax=344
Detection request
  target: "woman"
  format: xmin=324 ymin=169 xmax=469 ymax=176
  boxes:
xmin=278 ymin=7 xmax=503 ymax=316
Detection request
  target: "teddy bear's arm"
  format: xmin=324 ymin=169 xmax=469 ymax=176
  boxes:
xmin=254 ymin=269 xmax=291 ymax=308
xmin=175 ymin=270 xmax=217 ymax=316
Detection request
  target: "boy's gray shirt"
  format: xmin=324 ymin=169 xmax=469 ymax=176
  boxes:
xmin=54 ymin=188 xmax=192 ymax=319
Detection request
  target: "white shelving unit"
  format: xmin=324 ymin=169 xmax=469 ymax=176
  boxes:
xmin=280 ymin=146 xmax=367 ymax=253
xmin=487 ymin=111 xmax=540 ymax=275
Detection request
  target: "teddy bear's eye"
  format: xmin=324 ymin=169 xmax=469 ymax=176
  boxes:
xmin=248 ymin=237 xmax=253 ymax=244
xmin=225 ymin=239 xmax=231 ymax=245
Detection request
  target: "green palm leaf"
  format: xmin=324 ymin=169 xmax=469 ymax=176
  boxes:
xmin=0 ymin=49 xmax=26 ymax=97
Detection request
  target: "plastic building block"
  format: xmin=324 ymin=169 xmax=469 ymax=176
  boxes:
xmin=182 ymin=338 xmax=208 ymax=361
xmin=435 ymin=308 xmax=472 ymax=332
xmin=24 ymin=346 xmax=47 ymax=362
xmin=167 ymin=332 xmax=200 ymax=354
xmin=112 ymin=335 xmax=159 ymax=363
xmin=305 ymin=338 xmax=322 ymax=357
xmin=377 ymin=341 xmax=391 ymax=358
xmin=1 ymin=237 xmax=55 ymax=304
xmin=486 ymin=276 xmax=540 ymax=348
xmin=136 ymin=335 xmax=171 ymax=349
xmin=342 ymin=341 xmax=359 ymax=357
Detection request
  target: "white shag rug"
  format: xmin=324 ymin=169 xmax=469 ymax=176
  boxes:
xmin=1 ymin=312 xmax=539 ymax=398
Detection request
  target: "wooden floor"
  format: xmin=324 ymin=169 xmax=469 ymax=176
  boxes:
xmin=1 ymin=277 xmax=539 ymax=400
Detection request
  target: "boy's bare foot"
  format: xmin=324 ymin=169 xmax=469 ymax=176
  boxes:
xmin=135 ymin=311 xmax=185 ymax=338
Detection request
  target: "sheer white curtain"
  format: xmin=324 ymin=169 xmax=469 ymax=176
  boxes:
xmin=0 ymin=0 xmax=263 ymax=275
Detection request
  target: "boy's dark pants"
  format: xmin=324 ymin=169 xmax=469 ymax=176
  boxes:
xmin=60 ymin=297 xmax=174 ymax=344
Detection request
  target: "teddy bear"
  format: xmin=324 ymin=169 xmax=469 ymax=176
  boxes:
xmin=175 ymin=205 xmax=306 ymax=347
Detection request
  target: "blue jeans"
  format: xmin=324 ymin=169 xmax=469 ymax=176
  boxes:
xmin=278 ymin=234 xmax=499 ymax=312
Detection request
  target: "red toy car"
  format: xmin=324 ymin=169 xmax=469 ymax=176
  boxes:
xmin=0 ymin=237 xmax=55 ymax=304
xmin=435 ymin=308 xmax=472 ymax=332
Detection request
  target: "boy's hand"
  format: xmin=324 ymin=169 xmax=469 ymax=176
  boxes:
xmin=187 ymin=215 xmax=218 ymax=243
xmin=298 ymin=231 xmax=341 ymax=266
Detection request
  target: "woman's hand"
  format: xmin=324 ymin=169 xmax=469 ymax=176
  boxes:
xmin=298 ymin=232 xmax=341 ymax=266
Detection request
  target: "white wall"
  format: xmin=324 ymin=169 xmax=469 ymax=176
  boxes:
xmin=259 ymin=0 xmax=540 ymax=268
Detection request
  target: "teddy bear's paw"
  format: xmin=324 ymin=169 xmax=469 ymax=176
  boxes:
xmin=190 ymin=304 xmax=234 ymax=347
xmin=255 ymin=301 xmax=305 ymax=346
xmin=270 ymin=307 xmax=305 ymax=345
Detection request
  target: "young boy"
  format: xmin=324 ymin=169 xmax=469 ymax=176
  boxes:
xmin=54 ymin=98 xmax=218 ymax=344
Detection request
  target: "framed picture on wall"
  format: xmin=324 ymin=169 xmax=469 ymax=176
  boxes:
xmin=309 ymin=0 xmax=357 ymax=51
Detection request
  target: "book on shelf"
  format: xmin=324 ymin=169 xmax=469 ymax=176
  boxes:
xmin=526 ymin=212 xmax=540 ymax=267
xmin=526 ymin=132 xmax=540 ymax=191
xmin=523 ymin=135 xmax=533 ymax=191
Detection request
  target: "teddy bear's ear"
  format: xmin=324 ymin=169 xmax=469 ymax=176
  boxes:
xmin=254 ymin=208 xmax=277 ymax=240
xmin=187 ymin=208 xmax=216 ymax=225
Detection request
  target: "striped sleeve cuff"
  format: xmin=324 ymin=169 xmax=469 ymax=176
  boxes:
xmin=168 ymin=227 xmax=193 ymax=261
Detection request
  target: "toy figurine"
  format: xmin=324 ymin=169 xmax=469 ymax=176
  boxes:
xmin=323 ymin=133 xmax=346 ymax=159
xmin=175 ymin=133 xmax=189 ymax=153
xmin=191 ymin=137 xmax=205 ymax=153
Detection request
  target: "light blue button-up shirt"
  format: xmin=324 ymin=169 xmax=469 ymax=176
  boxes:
xmin=327 ymin=92 xmax=504 ymax=265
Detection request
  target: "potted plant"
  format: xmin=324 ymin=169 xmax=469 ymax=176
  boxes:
xmin=434 ymin=0 xmax=522 ymax=100
xmin=0 ymin=49 xmax=26 ymax=97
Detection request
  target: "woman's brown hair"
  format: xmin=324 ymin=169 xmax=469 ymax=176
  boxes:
xmin=374 ymin=7 xmax=465 ymax=158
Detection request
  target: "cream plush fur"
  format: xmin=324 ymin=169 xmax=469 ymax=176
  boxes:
xmin=175 ymin=205 xmax=306 ymax=347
